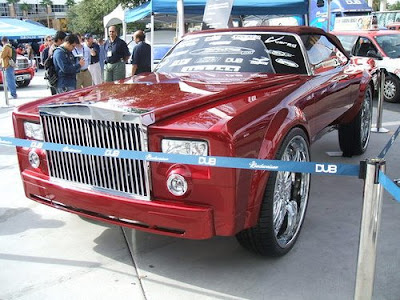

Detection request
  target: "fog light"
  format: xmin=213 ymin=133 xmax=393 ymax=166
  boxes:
xmin=167 ymin=174 xmax=188 ymax=196
xmin=28 ymin=150 xmax=40 ymax=168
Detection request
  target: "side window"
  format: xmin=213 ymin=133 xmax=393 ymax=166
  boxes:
xmin=354 ymin=37 xmax=377 ymax=57
xmin=302 ymin=34 xmax=345 ymax=74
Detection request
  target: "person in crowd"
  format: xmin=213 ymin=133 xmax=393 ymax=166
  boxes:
xmin=41 ymin=37 xmax=53 ymax=64
xmin=53 ymin=34 xmax=85 ymax=94
xmin=103 ymin=25 xmax=130 ymax=82
xmin=131 ymin=30 xmax=151 ymax=75
xmin=16 ymin=44 xmax=25 ymax=55
xmin=97 ymin=37 xmax=105 ymax=77
xmin=0 ymin=36 xmax=17 ymax=99
xmin=26 ymin=43 xmax=34 ymax=63
xmin=40 ymin=35 xmax=52 ymax=66
xmin=73 ymin=33 xmax=92 ymax=89
xmin=46 ymin=31 xmax=67 ymax=95
xmin=85 ymin=33 xmax=102 ymax=85
xmin=49 ymin=31 xmax=67 ymax=56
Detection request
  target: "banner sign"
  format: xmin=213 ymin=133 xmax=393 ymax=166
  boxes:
xmin=202 ymin=0 xmax=234 ymax=29
xmin=0 ymin=136 xmax=360 ymax=177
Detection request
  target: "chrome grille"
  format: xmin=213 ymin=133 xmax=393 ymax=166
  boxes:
xmin=40 ymin=114 xmax=150 ymax=199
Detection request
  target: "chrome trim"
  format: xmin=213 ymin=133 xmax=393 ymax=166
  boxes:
xmin=40 ymin=105 xmax=151 ymax=200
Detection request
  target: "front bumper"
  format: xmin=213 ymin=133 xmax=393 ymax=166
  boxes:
xmin=22 ymin=171 xmax=215 ymax=239
xmin=15 ymin=73 xmax=31 ymax=82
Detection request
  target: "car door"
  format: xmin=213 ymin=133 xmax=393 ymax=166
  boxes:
xmin=301 ymin=34 xmax=361 ymax=138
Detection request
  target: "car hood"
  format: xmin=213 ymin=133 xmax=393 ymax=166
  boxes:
xmin=19 ymin=72 xmax=304 ymax=125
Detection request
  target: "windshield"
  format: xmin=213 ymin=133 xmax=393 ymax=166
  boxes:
xmin=375 ymin=34 xmax=400 ymax=58
xmin=155 ymin=33 xmax=307 ymax=74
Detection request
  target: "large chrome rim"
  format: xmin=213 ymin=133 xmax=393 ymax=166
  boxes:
xmin=360 ymin=88 xmax=372 ymax=149
xmin=273 ymin=135 xmax=310 ymax=248
xmin=384 ymin=79 xmax=396 ymax=100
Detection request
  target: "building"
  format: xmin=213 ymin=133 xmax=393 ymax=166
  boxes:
xmin=0 ymin=0 xmax=73 ymax=30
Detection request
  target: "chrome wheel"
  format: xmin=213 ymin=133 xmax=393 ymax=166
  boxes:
xmin=273 ymin=135 xmax=310 ymax=248
xmin=236 ymin=128 xmax=310 ymax=256
xmin=384 ymin=78 xmax=397 ymax=101
xmin=360 ymin=87 xmax=372 ymax=150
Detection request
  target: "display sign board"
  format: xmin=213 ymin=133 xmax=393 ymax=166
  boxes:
xmin=334 ymin=15 xmax=372 ymax=30
xmin=202 ymin=0 xmax=234 ymax=29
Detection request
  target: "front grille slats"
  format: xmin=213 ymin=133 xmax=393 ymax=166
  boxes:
xmin=41 ymin=114 xmax=150 ymax=199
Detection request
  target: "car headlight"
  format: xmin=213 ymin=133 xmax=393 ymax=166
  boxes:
xmin=161 ymin=139 xmax=208 ymax=156
xmin=24 ymin=122 xmax=44 ymax=140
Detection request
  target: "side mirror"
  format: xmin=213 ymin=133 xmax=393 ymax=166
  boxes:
xmin=366 ymin=50 xmax=382 ymax=60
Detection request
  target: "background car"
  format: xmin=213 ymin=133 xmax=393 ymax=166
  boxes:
xmin=333 ymin=29 xmax=400 ymax=102
xmin=13 ymin=26 xmax=372 ymax=257
xmin=0 ymin=54 xmax=35 ymax=87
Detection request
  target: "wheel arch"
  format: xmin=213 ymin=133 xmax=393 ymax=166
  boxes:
xmin=240 ymin=108 xmax=311 ymax=230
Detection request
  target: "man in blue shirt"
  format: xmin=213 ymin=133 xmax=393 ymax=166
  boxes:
xmin=131 ymin=30 xmax=151 ymax=75
xmin=53 ymin=34 xmax=85 ymax=94
xmin=103 ymin=26 xmax=130 ymax=82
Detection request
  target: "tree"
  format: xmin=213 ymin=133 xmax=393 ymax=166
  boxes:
xmin=19 ymin=2 xmax=30 ymax=17
xmin=388 ymin=1 xmax=400 ymax=10
xmin=65 ymin=0 xmax=75 ymax=8
xmin=6 ymin=0 xmax=20 ymax=17
xmin=40 ymin=0 xmax=53 ymax=27
xmin=67 ymin=0 xmax=119 ymax=35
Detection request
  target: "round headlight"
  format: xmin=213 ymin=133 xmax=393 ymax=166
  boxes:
xmin=28 ymin=150 xmax=40 ymax=168
xmin=167 ymin=174 xmax=188 ymax=196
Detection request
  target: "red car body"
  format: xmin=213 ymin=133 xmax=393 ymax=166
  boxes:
xmin=13 ymin=26 xmax=373 ymax=256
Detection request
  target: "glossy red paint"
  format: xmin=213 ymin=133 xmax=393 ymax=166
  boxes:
xmin=13 ymin=27 xmax=372 ymax=239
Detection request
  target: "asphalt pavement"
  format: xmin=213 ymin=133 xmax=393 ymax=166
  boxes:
xmin=0 ymin=70 xmax=399 ymax=300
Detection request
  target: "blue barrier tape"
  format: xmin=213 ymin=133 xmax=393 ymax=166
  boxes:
xmin=0 ymin=136 xmax=360 ymax=176
xmin=379 ymin=171 xmax=400 ymax=203
xmin=378 ymin=125 xmax=400 ymax=159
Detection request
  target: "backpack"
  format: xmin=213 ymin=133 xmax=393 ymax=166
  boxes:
xmin=7 ymin=45 xmax=16 ymax=67
xmin=44 ymin=53 xmax=57 ymax=87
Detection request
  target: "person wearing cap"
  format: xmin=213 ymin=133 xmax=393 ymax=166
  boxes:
xmin=131 ymin=30 xmax=151 ymax=75
xmin=85 ymin=33 xmax=102 ymax=85
xmin=103 ymin=25 xmax=130 ymax=82
xmin=73 ymin=33 xmax=92 ymax=88
xmin=0 ymin=36 xmax=17 ymax=99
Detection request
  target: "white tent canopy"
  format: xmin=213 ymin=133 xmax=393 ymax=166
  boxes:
xmin=103 ymin=4 xmax=127 ymax=40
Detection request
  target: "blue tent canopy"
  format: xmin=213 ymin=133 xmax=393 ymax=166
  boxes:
xmin=125 ymin=0 xmax=309 ymax=23
xmin=0 ymin=18 xmax=56 ymax=40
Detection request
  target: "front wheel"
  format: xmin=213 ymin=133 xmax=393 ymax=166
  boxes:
xmin=339 ymin=86 xmax=372 ymax=157
xmin=236 ymin=128 xmax=311 ymax=256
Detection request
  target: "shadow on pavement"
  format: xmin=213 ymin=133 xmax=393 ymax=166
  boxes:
xmin=0 ymin=207 xmax=65 ymax=235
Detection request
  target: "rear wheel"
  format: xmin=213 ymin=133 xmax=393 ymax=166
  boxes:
xmin=339 ymin=86 xmax=372 ymax=157
xmin=384 ymin=74 xmax=400 ymax=103
xmin=236 ymin=128 xmax=311 ymax=256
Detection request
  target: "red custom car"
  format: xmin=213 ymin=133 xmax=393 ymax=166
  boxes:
xmin=13 ymin=26 xmax=373 ymax=256
xmin=0 ymin=54 xmax=35 ymax=87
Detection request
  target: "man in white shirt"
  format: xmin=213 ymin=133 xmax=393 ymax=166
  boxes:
xmin=74 ymin=33 xmax=92 ymax=89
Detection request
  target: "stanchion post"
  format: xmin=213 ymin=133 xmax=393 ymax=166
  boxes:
xmin=354 ymin=158 xmax=386 ymax=300
xmin=372 ymin=68 xmax=389 ymax=133
xmin=1 ymin=67 xmax=10 ymax=107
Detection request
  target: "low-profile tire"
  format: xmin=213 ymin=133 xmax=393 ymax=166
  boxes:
xmin=338 ymin=86 xmax=372 ymax=157
xmin=384 ymin=74 xmax=400 ymax=103
xmin=236 ymin=128 xmax=311 ymax=257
